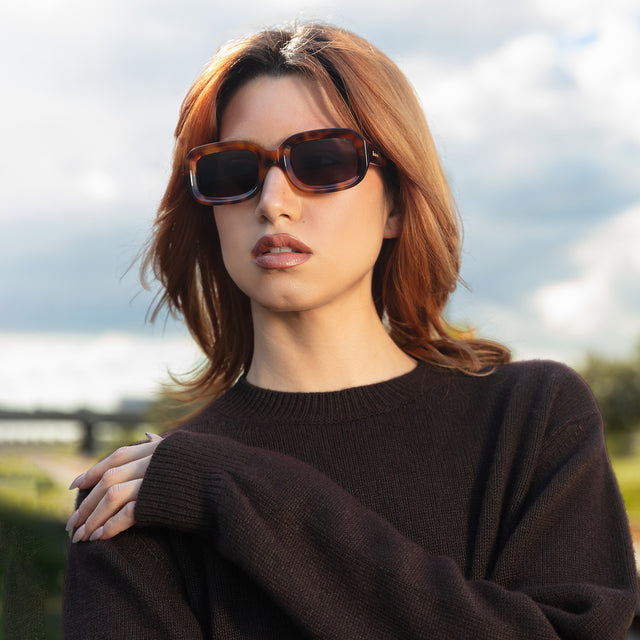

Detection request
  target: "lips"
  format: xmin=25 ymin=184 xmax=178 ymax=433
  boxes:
xmin=251 ymin=233 xmax=312 ymax=269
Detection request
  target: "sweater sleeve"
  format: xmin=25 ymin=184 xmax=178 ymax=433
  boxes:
xmin=63 ymin=524 xmax=205 ymax=639
xmin=135 ymin=418 xmax=639 ymax=639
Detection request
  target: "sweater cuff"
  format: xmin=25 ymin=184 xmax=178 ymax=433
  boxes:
xmin=134 ymin=430 xmax=250 ymax=536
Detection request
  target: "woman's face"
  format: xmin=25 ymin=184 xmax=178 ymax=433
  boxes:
xmin=213 ymin=74 xmax=399 ymax=317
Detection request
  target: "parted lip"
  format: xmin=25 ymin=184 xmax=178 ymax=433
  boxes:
xmin=251 ymin=233 xmax=313 ymax=257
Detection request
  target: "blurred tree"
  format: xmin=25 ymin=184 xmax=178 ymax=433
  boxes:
xmin=580 ymin=343 xmax=640 ymax=455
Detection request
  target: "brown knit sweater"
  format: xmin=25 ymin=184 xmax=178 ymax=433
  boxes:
xmin=63 ymin=360 xmax=639 ymax=638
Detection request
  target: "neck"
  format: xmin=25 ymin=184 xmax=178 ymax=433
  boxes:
xmin=246 ymin=301 xmax=416 ymax=392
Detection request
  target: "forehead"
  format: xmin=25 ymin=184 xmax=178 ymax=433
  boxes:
xmin=218 ymin=75 xmax=346 ymax=145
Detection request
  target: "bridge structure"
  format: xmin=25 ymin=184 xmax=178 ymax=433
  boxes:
xmin=0 ymin=409 xmax=145 ymax=454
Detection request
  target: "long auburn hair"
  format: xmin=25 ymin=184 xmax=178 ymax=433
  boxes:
xmin=142 ymin=23 xmax=510 ymax=403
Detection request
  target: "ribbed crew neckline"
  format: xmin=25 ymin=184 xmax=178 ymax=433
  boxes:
xmin=212 ymin=361 xmax=432 ymax=424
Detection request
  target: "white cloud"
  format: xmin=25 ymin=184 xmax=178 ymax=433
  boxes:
xmin=564 ymin=14 xmax=640 ymax=144
xmin=400 ymin=31 xmax=559 ymax=136
xmin=450 ymin=202 xmax=640 ymax=365
xmin=532 ymin=203 xmax=640 ymax=355
xmin=0 ymin=331 xmax=202 ymax=411
xmin=533 ymin=0 xmax=639 ymax=27
xmin=449 ymin=297 xmax=575 ymax=365
xmin=81 ymin=171 xmax=120 ymax=202
xmin=399 ymin=8 xmax=640 ymax=168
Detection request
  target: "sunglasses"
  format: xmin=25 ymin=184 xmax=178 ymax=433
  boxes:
xmin=185 ymin=128 xmax=385 ymax=205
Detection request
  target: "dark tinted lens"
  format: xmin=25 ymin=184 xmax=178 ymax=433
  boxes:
xmin=196 ymin=149 xmax=259 ymax=198
xmin=290 ymin=137 xmax=360 ymax=187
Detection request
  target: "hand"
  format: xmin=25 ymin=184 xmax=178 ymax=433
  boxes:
xmin=66 ymin=433 xmax=163 ymax=543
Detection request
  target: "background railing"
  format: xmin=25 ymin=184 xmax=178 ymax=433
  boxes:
xmin=0 ymin=409 xmax=145 ymax=455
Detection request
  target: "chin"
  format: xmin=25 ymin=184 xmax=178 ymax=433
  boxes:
xmin=240 ymin=278 xmax=317 ymax=314
xmin=254 ymin=298 xmax=313 ymax=314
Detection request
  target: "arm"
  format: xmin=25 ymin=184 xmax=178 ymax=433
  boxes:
xmin=132 ymin=423 xmax=638 ymax=640
xmin=63 ymin=522 xmax=205 ymax=639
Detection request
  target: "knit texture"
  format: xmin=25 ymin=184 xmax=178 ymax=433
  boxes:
xmin=64 ymin=360 xmax=639 ymax=638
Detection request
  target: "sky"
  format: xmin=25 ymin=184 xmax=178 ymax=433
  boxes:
xmin=1 ymin=0 xmax=639 ymax=410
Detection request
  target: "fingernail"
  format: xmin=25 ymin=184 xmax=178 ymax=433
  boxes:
xmin=66 ymin=510 xmax=79 ymax=532
xmin=89 ymin=526 xmax=104 ymax=542
xmin=72 ymin=524 xmax=86 ymax=544
xmin=69 ymin=473 xmax=86 ymax=490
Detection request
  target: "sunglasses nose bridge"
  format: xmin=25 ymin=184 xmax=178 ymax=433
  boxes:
xmin=258 ymin=145 xmax=292 ymax=187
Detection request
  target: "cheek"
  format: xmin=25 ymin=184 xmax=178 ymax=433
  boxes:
xmin=351 ymin=178 xmax=393 ymax=240
xmin=213 ymin=207 xmax=229 ymax=240
xmin=213 ymin=210 xmax=245 ymax=275
xmin=214 ymin=206 xmax=249 ymax=246
xmin=322 ymin=190 xmax=390 ymax=266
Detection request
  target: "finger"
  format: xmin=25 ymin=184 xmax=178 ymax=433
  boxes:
xmin=69 ymin=439 xmax=161 ymax=490
xmin=89 ymin=501 xmax=137 ymax=542
xmin=68 ymin=455 xmax=150 ymax=529
xmin=67 ymin=455 xmax=151 ymax=531
xmin=73 ymin=479 xmax=142 ymax=542
xmin=83 ymin=478 xmax=142 ymax=539
xmin=68 ymin=440 xmax=159 ymax=490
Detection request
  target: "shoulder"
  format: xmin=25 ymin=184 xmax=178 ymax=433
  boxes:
xmin=429 ymin=358 xmax=596 ymax=410
xmin=425 ymin=359 xmax=602 ymax=446
xmin=485 ymin=358 xmax=591 ymax=392
xmin=488 ymin=359 xmax=598 ymax=413
xmin=482 ymin=360 xmax=602 ymax=448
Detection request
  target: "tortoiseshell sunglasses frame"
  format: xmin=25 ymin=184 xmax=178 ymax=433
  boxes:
xmin=185 ymin=128 xmax=385 ymax=205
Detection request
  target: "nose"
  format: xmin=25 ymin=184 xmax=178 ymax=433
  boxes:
xmin=254 ymin=166 xmax=301 ymax=224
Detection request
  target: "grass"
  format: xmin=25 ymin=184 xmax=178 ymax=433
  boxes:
xmin=0 ymin=446 xmax=98 ymax=640
xmin=611 ymin=447 xmax=640 ymax=531
xmin=0 ymin=455 xmax=69 ymax=639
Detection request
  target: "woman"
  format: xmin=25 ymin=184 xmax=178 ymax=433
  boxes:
xmin=63 ymin=23 xmax=639 ymax=638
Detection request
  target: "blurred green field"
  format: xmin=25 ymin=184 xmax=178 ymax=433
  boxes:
xmin=0 ymin=446 xmax=95 ymax=640
xmin=612 ymin=452 xmax=640 ymax=527
xmin=1 ymin=442 xmax=639 ymax=639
